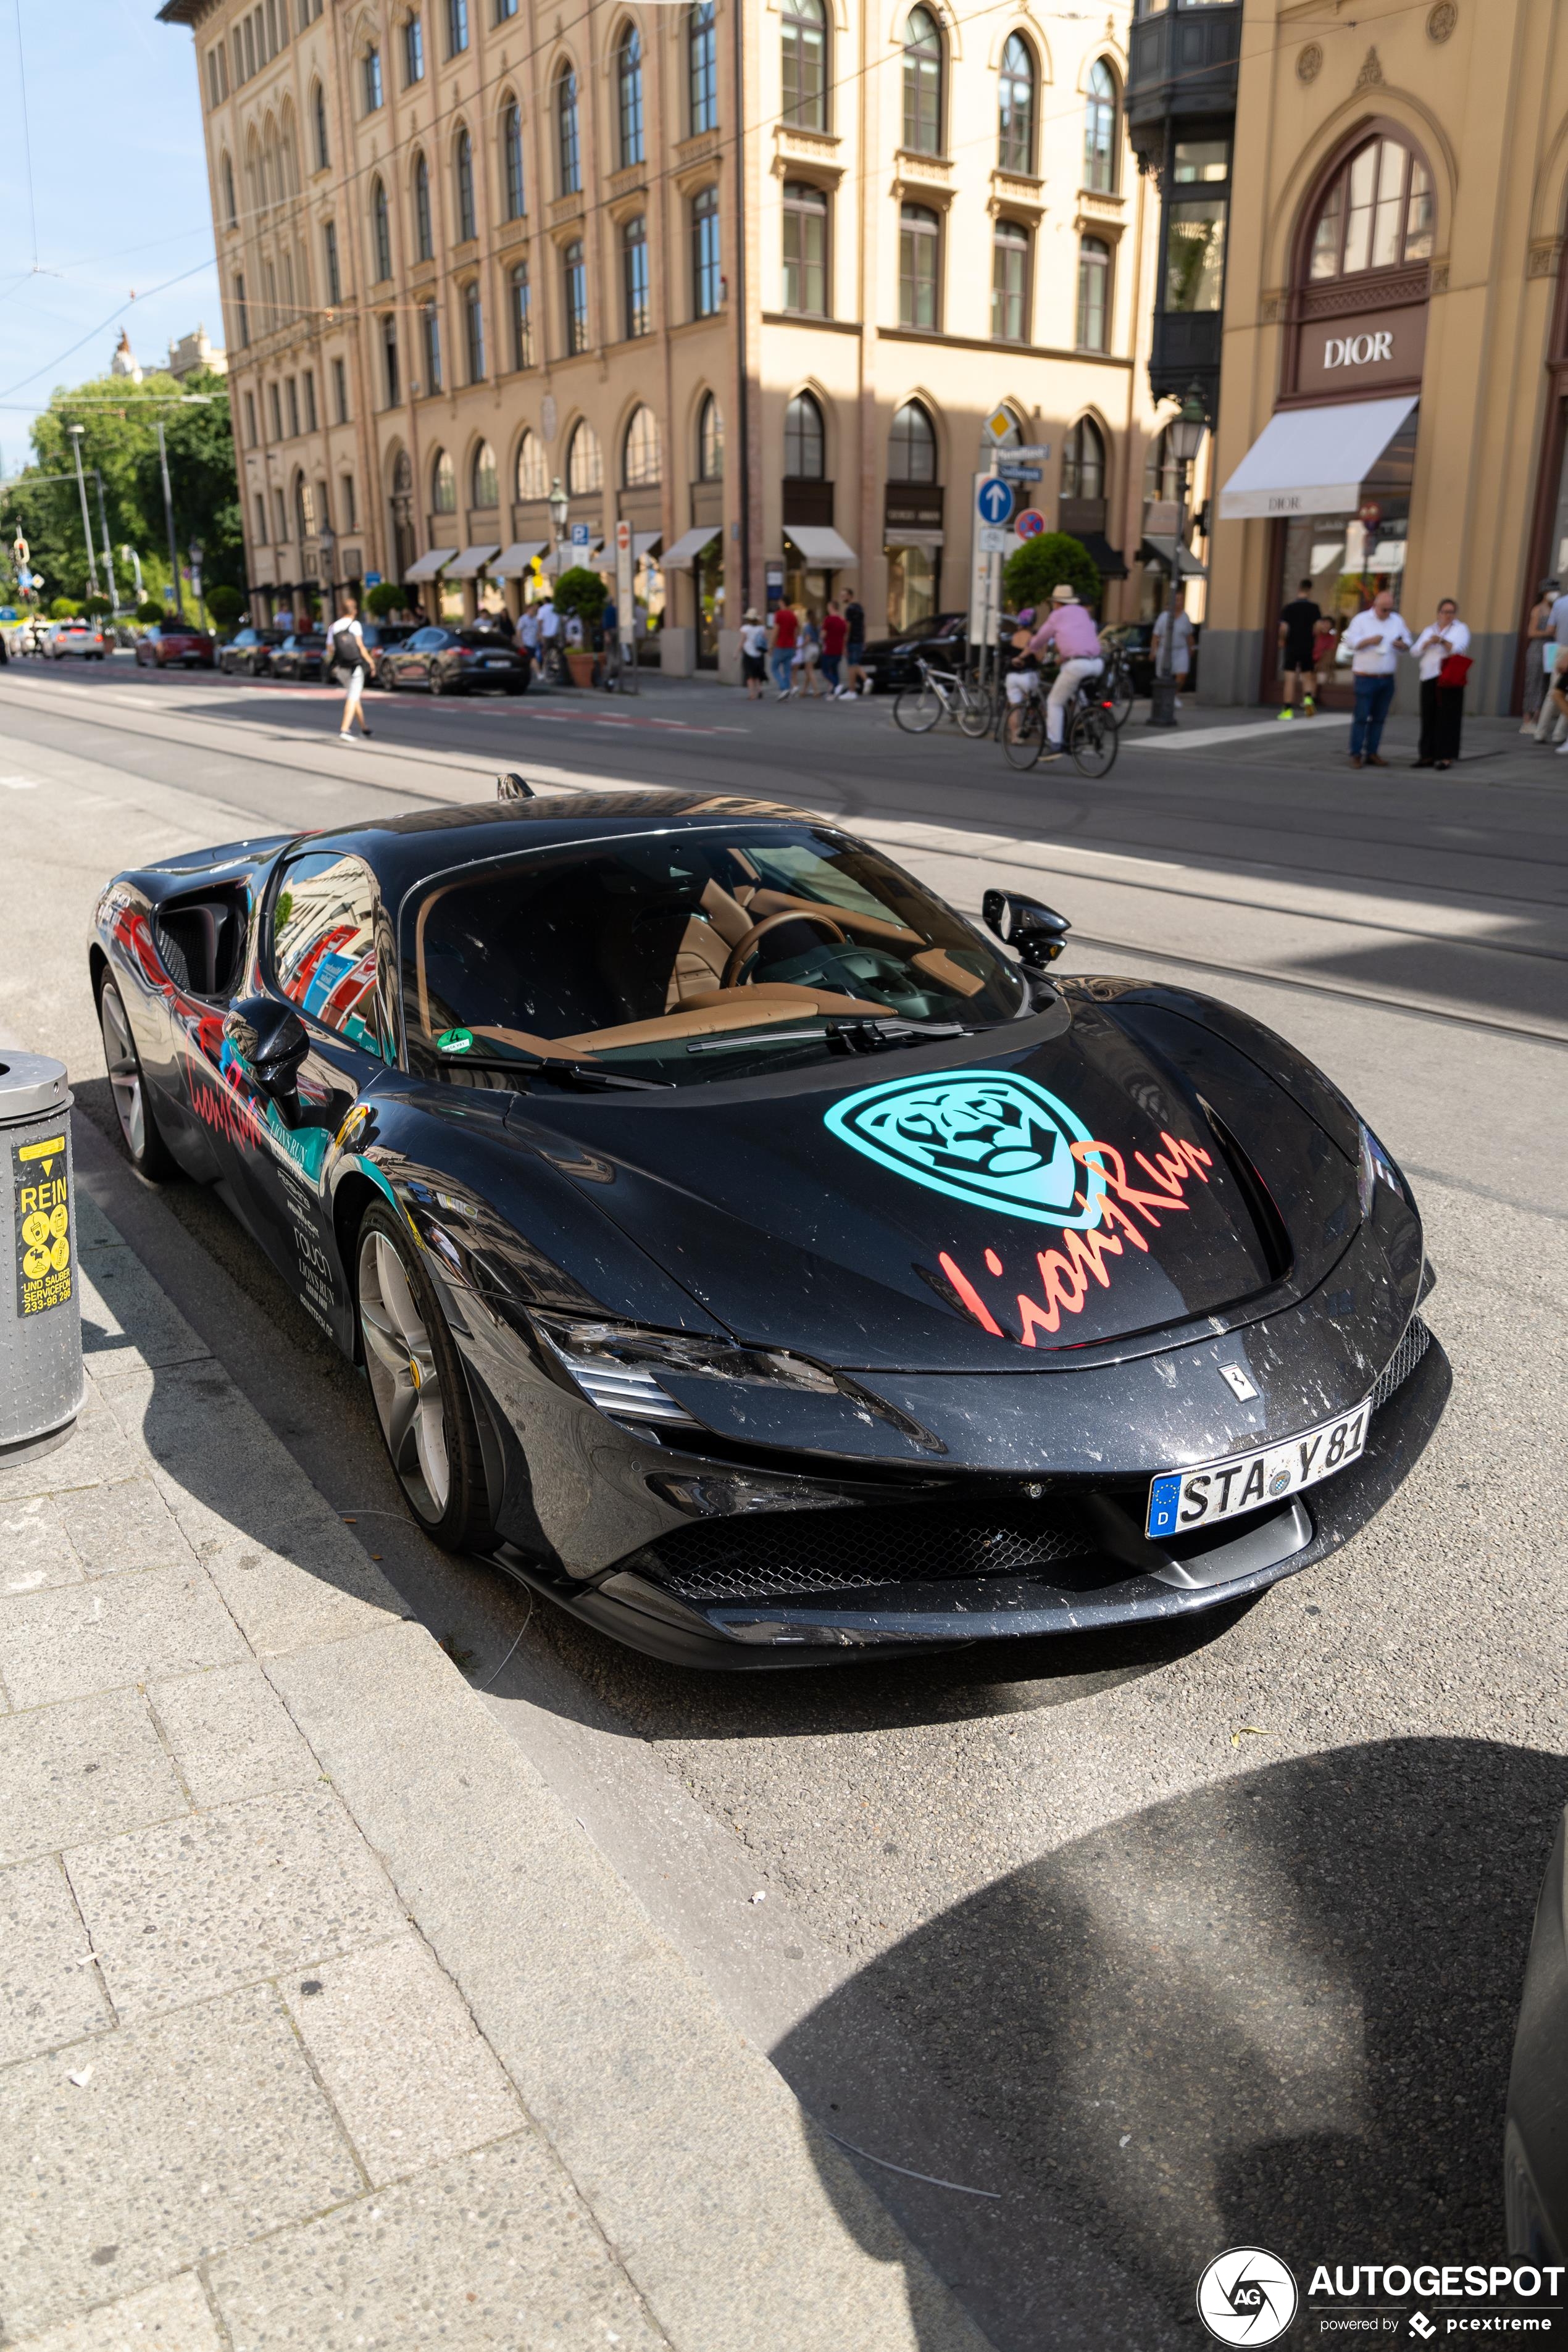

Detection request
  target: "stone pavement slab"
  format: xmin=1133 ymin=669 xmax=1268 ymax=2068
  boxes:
xmin=12 ymin=2273 xmax=223 ymax=2352
xmin=0 ymin=1690 xmax=186 ymax=1867
xmin=0 ymin=1566 xmax=248 ymax=1712
xmin=0 ymin=1858 xmax=113 ymax=2066
xmin=144 ymin=1661 xmax=319 ymax=1808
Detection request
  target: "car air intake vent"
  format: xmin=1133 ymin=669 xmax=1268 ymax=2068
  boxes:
xmin=634 ymin=1498 xmax=1103 ymax=1605
xmin=1369 ymin=1315 xmax=1432 ymax=1412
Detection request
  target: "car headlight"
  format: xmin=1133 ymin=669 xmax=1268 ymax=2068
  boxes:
xmin=531 ymin=1313 xmax=836 ymax=1428
xmin=1357 ymin=1120 xmax=1406 ymax=1221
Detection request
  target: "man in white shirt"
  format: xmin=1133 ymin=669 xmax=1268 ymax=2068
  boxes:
xmin=1341 ymin=589 xmax=1411 ymax=767
xmin=1152 ymin=588 xmax=1193 ymax=704
xmin=1410 ymin=598 xmax=1471 ymax=770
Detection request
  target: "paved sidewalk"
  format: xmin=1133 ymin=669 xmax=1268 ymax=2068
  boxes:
xmin=0 ymin=1188 xmax=991 ymax=2351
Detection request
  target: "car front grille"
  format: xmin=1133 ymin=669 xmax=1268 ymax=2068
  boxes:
xmin=1369 ymin=1316 xmax=1432 ymax=1412
xmin=634 ymin=1498 xmax=1101 ymax=1606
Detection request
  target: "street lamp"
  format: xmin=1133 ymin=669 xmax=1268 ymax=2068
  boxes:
xmin=66 ymin=426 xmax=102 ymax=602
xmin=1148 ymin=384 xmax=1209 ymax=730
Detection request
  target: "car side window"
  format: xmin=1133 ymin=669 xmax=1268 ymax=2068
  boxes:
xmin=270 ymin=850 xmax=386 ymax=1058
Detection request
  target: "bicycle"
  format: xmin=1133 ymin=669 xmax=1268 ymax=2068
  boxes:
xmin=893 ymin=656 xmax=992 ymax=738
xmin=1101 ymin=642 xmax=1136 ymax=730
xmin=1001 ymin=671 xmax=1120 ymax=778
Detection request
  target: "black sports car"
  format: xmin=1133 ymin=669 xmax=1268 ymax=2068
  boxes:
xmin=269 ymin=630 xmax=328 ymax=682
xmin=379 ymin=626 xmax=530 ymax=696
xmin=219 ymin=625 xmax=287 ymax=678
xmin=861 ymin=612 xmax=969 ymax=694
xmin=90 ymin=786 xmax=1447 ymax=1669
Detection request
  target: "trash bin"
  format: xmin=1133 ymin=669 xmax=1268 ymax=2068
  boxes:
xmin=0 ymin=1054 xmax=83 ymax=1461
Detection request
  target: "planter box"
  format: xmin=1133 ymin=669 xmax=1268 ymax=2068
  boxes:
xmin=566 ymin=649 xmax=597 ymax=688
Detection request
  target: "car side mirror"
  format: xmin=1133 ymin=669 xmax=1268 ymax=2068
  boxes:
xmin=225 ymin=996 xmax=309 ymax=1096
xmin=982 ymin=889 xmax=1071 ymax=969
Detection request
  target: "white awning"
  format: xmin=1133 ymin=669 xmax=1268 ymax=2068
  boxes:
xmin=491 ymin=540 xmax=548 ymax=577
xmin=445 ymin=543 xmax=503 ymax=579
xmin=1141 ymin=535 xmax=1209 ymax=582
xmin=404 ymin=546 xmax=458 ymax=582
xmin=662 ymin=525 xmax=720 ymax=567
xmin=783 ymin=524 xmax=859 ymax=566
xmin=632 ymin=532 xmax=662 ymax=561
xmin=1219 ymin=396 xmax=1419 ymax=520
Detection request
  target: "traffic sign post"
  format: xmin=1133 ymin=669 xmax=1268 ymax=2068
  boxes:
xmin=970 ymin=472 xmax=1012 ymax=680
xmin=975 ymin=475 xmax=1015 ymax=529
xmin=614 ymin=519 xmax=637 ymax=694
xmin=1015 ymin=509 xmax=1046 ymax=541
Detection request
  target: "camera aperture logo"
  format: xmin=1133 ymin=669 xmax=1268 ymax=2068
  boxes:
xmin=1198 ymin=2248 xmax=1299 ymax=2346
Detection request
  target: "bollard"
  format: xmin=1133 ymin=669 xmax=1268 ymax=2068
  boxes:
xmin=0 ymin=1054 xmax=84 ymax=1461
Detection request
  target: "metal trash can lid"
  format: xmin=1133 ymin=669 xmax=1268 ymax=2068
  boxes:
xmin=0 ymin=1053 xmax=70 ymax=1122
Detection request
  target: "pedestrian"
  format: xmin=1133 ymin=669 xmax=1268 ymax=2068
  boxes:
xmin=795 ymin=611 xmax=824 ymax=698
xmin=538 ymin=594 xmax=560 ymax=682
xmin=1276 ymin=577 xmax=1322 ymax=719
xmin=1023 ymin=583 xmax=1105 ymax=764
xmin=1341 ymin=588 xmax=1411 ymax=767
xmin=820 ymin=599 xmax=848 ymax=696
xmin=841 ymin=588 xmax=870 ymax=696
xmin=1410 ymin=598 xmax=1471 ymax=770
xmin=1151 ymin=586 xmax=1193 ymax=704
xmin=1526 ymin=578 xmax=1564 ymax=738
xmin=327 ymin=592 xmax=375 ymax=743
xmin=740 ymin=607 xmax=767 ymax=700
xmin=1312 ymin=610 xmax=1340 ymax=701
xmin=517 ymin=602 xmax=541 ymax=663
xmin=767 ymin=599 xmax=798 ymax=698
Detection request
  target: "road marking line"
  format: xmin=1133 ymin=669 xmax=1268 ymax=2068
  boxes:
xmin=1124 ymin=715 xmax=1343 ymax=751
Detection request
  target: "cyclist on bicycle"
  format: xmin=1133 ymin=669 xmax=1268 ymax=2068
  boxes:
xmin=1017 ymin=585 xmax=1104 ymax=764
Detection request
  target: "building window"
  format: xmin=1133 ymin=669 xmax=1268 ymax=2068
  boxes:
xmin=888 ymin=398 xmax=936 ymax=482
xmin=698 ymin=392 xmax=724 ymax=480
xmin=1145 ymin=423 xmax=1182 ymax=506
xmin=241 ymin=390 xmax=256 ymax=446
xmin=343 ymin=472 xmax=357 ymax=527
xmin=556 ymin=67 xmax=580 ymax=196
xmin=688 ymin=2 xmax=717 ymax=135
xmin=1077 ymin=235 xmax=1110 ymax=351
xmin=254 ymin=491 xmax=267 ymax=543
xmin=494 ymin=0 xmax=516 ymax=19
xmin=691 ymin=185 xmax=721 ymax=317
xmin=446 ymin=0 xmax=467 ymax=54
xmin=455 ymin=131 xmax=476 ymax=243
xmin=898 ymin=202 xmax=940 ymax=328
xmin=404 ymin=13 xmax=423 ymax=82
xmin=998 ymin=34 xmax=1034 ymax=175
xmin=303 ymin=369 xmax=317 ymax=430
xmin=1061 ymin=415 xmax=1105 ymax=500
xmin=622 ymin=215 xmax=649 ymax=338
xmin=472 ymin=441 xmax=499 ymax=507
xmin=286 ymin=377 xmax=300 ymax=436
xmin=992 ymin=220 xmax=1028 ymax=342
xmin=433 ymin=448 xmax=457 ymax=512
xmin=312 ymin=79 xmax=329 ymax=169
xmin=1166 ymin=199 xmax=1226 ymax=314
xmin=902 ymin=7 xmax=942 ymax=157
xmin=235 ymin=272 xmax=250 ymax=348
xmin=503 ymin=102 xmax=524 ymax=220
xmin=420 ymin=299 xmax=443 ymax=391
xmin=411 ymin=156 xmax=432 ymax=261
xmin=332 ymin=356 xmax=348 ymax=422
xmin=464 ymin=283 xmax=485 ymax=380
xmin=782 ymin=182 xmax=827 ymax=316
xmin=222 ymin=152 xmax=237 ymax=228
xmin=567 ymin=419 xmax=602 ymax=495
xmin=323 ymin=220 xmax=341 ymax=306
xmin=617 ymin=24 xmax=644 ymax=168
xmin=382 ymin=315 xmax=399 ymax=405
xmin=371 ymin=178 xmax=392 ymax=282
xmin=1083 ymin=59 xmax=1117 ymax=194
xmin=563 ymin=239 xmax=588 ymax=354
xmin=272 ymin=486 xmax=286 ymax=541
xmin=623 ymin=404 xmax=661 ymax=487
xmin=782 ymin=0 xmax=825 ymax=131
xmin=511 ymin=261 xmax=533 ymax=368
xmin=207 ymin=49 xmax=222 ymax=107
xmin=516 ymin=428 xmax=546 ymax=500
xmin=783 ymin=390 xmax=824 ymax=479
xmin=269 ymin=382 xmax=283 ymax=439
xmin=1309 ymin=135 xmax=1433 ymax=280
xmin=363 ymin=45 xmax=383 ymax=112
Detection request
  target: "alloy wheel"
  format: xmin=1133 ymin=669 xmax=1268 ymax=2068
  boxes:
xmin=99 ymin=980 xmax=148 ymax=1161
xmin=358 ymin=1228 xmax=451 ymax=1519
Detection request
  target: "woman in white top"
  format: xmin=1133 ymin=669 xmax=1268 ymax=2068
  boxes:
xmin=1410 ymin=598 xmax=1471 ymax=770
xmin=328 ymin=594 xmax=375 ymax=743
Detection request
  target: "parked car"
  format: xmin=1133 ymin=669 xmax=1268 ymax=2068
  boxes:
xmin=49 ymin=619 xmax=111 ymax=661
xmin=135 ymin=620 xmax=215 ymax=670
xmin=269 ymin=630 xmax=329 ymax=682
xmin=1100 ymin=620 xmax=1202 ymax=699
xmin=378 ymin=625 xmax=531 ymax=696
xmin=860 ymin=612 xmax=970 ymax=694
xmin=219 ymin=625 xmax=287 ymax=678
xmin=360 ymin=620 xmax=418 ymax=687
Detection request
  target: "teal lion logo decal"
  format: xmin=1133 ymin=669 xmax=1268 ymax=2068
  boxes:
xmin=824 ymin=1068 xmax=1105 ymax=1228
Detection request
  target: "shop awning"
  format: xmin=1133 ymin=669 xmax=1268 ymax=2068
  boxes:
xmin=1077 ymin=530 xmax=1128 ymax=582
xmin=445 ymin=544 xmax=502 ymax=579
xmin=662 ymin=525 xmax=720 ymax=567
xmin=783 ymin=524 xmax=859 ymax=567
xmin=1219 ymin=395 xmax=1419 ymax=520
xmin=491 ymin=541 xmax=548 ymax=577
xmin=632 ymin=532 xmax=662 ymax=561
xmin=404 ymin=547 xmax=458 ymax=582
xmin=1139 ymin=535 xmax=1207 ymax=582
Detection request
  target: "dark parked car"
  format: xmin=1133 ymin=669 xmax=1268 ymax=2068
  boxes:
xmin=359 ymin=620 xmax=418 ymax=687
xmin=860 ymin=612 xmax=970 ymax=694
xmin=49 ymin=619 xmax=111 ymax=661
xmin=269 ymin=630 xmax=329 ymax=682
xmin=220 ymin=626 xmax=287 ymax=678
xmin=379 ymin=625 xmax=530 ymax=696
xmin=1101 ymin=620 xmax=1202 ymax=699
xmin=135 ymin=620 xmax=215 ymax=670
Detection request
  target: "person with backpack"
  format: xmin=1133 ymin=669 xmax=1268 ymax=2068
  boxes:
xmin=327 ymin=593 xmax=375 ymax=743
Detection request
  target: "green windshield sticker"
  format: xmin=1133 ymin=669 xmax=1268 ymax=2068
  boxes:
xmin=436 ymin=1028 xmax=475 ymax=1056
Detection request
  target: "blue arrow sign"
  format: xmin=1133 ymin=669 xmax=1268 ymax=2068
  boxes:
xmin=975 ymin=477 xmax=1014 ymax=527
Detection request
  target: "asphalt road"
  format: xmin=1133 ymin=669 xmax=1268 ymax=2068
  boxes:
xmin=4 ymin=655 xmax=1566 ymax=2348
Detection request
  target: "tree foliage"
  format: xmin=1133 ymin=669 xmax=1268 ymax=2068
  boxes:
xmin=206 ymin=583 xmax=245 ymax=626
xmin=365 ymin=582 xmax=407 ymax=619
xmin=1003 ymin=532 xmax=1102 ymax=618
xmin=553 ymin=565 xmax=607 ymax=623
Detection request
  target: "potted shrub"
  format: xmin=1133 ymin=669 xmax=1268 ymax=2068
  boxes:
xmin=554 ymin=565 xmax=608 ymax=686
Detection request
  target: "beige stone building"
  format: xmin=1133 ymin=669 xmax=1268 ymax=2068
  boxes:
xmin=162 ymin=0 xmax=1180 ymax=673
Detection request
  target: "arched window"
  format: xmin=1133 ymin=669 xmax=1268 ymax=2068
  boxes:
xmin=515 ymin=429 xmax=547 ymax=501
xmin=1308 ymin=135 xmax=1434 ymax=280
xmin=222 ymin=152 xmax=237 ymax=228
xmin=432 ymin=449 xmax=457 ymax=512
xmin=783 ymin=391 xmax=824 ymax=479
xmin=899 ymin=203 xmax=940 ymax=328
xmin=567 ymin=419 xmax=603 ymax=495
xmin=998 ymin=35 xmax=1035 ymax=175
xmin=698 ymin=393 xmax=724 ymax=480
xmin=412 ymin=154 xmax=433 ymax=261
xmin=617 ymin=24 xmax=644 ymax=168
xmin=688 ymin=2 xmax=717 ymax=136
xmin=1083 ymin=60 xmax=1117 ymax=194
xmin=623 ymin=404 xmax=661 ymax=487
xmin=362 ymin=44 xmax=383 ymax=112
xmin=902 ymin=7 xmax=942 ymax=157
xmin=1061 ymin=416 xmax=1105 ymax=501
xmin=992 ymin=220 xmax=1029 ymax=343
xmin=562 ymin=239 xmax=588 ymax=353
xmin=312 ymin=79 xmax=329 ymax=169
xmin=1077 ymin=235 xmax=1110 ymax=351
xmin=691 ymin=185 xmax=721 ymax=317
xmin=502 ymin=102 xmax=524 ymax=220
xmin=556 ymin=65 xmax=580 ymax=196
xmin=782 ymin=0 xmax=826 ymax=132
xmin=454 ymin=129 xmax=476 ymax=242
xmin=782 ymin=183 xmax=827 ymax=317
xmin=511 ymin=261 xmax=533 ymax=369
xmin=472 ymin=441 xmax=498 ymax=507
xmin=888 ymin=399 xmax=936 ymax=484
xmin=370 ymin=177 xmax=392 ymax=282
xmin=622 ymin=215 xmax=649 ymax=338
xmin=403 ymin=13 xmax=423 ymax=83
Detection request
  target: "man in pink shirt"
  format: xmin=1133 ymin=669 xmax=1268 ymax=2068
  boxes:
xmin=1018 ymin=583 xmax=1104 ymax=757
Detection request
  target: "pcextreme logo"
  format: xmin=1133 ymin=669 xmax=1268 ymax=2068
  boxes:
xmin=1197 ymin=2248 xmax=1299 ymax=2346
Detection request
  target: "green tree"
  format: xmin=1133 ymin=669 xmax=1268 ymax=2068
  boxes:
xmin=365 ymin=582 xmax=407 ymax=619
xmin=135 ymin=598 xmax=164 ymax=624
xmin=48 ymin=596 xmax=80 ymax=619
xmin=1003 ymin=532 xmax=1102 ymax=618
xmin=206 ymin=583 xmax=244 ymax=627
xmin=554 ymin=566 xmax=607 ymax=624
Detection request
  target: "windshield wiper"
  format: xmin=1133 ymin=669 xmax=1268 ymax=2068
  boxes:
xmin=686 ymin=1019 xmax=971 ymax=1057
xmin=436 ymin=1054 xmax=672 ymax=1092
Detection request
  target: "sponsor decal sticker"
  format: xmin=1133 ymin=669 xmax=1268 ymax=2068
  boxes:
xmin=824 ymin=1070 xmax=1107 ymax=1228
xmin=14 ymin=1134 xmax=71 ymax=1316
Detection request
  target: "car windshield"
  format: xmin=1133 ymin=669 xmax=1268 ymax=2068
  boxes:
xmin=401 ymin=823 xmax=1028 ymax=1087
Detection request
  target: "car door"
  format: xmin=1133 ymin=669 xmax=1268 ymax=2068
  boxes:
xmin=400 ymin=627 xmax=440 ymax=688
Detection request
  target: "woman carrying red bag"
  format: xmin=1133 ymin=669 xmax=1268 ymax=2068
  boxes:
xmin=1411 ymin=598 xmax=1471 ymax=770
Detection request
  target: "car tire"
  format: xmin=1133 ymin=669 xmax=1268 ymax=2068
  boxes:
xmin=428 ymin=672 xmax=446 ymax=696
xmin=98 ymin=974 xmax=178 ymax=1180
xmin=356 ymin=1203 xmax=495 ymax=1552
xmin=504 ymin=680 xmax=525 ymax=696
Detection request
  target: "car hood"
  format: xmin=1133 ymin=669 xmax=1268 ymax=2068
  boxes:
xmin=500 ymin=990 xmax=1371 ymax=1374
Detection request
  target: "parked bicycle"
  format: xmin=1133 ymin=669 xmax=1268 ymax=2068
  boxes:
xmin=1101 ymin=641 xmax=1136 ymax=730
xmin=1001 ymin=669 xmax=1120 ymax=778
xmin=893 ymin=656 xmax=993 ymax=738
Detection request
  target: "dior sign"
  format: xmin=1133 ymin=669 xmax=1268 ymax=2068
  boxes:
xmin=1324 ymin=329 xmax=1394 ymax=369
xmin=1296 ymin=301 xmax=1425 ymax=397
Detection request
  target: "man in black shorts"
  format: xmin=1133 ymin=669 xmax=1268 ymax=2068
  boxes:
xmin=1277 ymin=578 xmax=1321 ymax=719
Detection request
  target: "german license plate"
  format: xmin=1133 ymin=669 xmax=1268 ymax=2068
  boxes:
xmin=1145 ymin=1400 xmax=1370 ymax=1540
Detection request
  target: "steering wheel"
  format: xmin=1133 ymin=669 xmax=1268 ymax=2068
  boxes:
xmin=722 ymin=909 xmax=848 ymax=988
